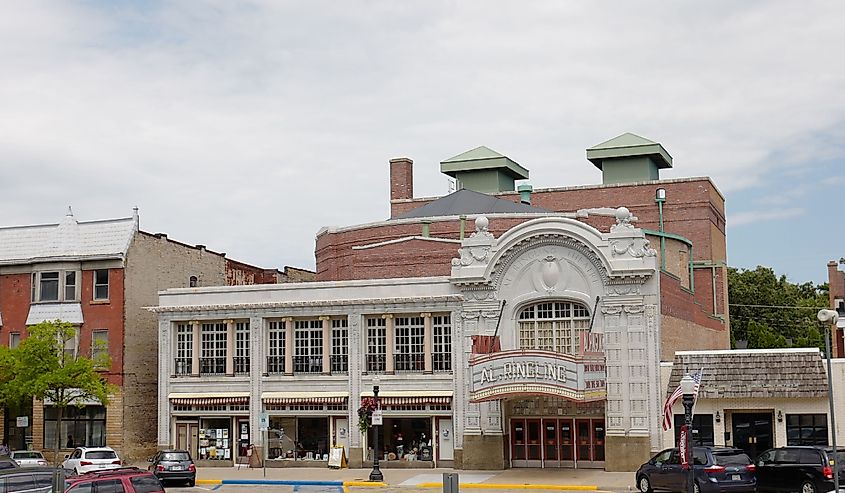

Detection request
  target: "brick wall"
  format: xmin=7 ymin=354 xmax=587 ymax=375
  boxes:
xmin=390 ymin=158 xmax=414 ymax=201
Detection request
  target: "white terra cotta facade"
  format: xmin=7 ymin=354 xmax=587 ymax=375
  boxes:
xmin=153 ymin=209 xmax=662 ymax=471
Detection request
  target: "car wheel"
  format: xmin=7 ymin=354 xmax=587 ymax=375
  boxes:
xmin=187 ymin=479 xmax=196 ymax=487
xmin=693 ymin=481 xmax=701 ymax=493
xmin=637 ymin=475 xmax=652 ymax=493
xmin=801 ymin=481 xmax=816 ymax=493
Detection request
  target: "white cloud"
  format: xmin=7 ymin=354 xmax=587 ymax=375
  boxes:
xmin=1 ymin=1 xmax=844 ymax=273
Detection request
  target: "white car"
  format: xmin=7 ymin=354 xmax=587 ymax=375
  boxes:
xmin=62 ymin=447 xmax=122 ymax=474
xmin=10 ymin=450 xmax=48 ymax=467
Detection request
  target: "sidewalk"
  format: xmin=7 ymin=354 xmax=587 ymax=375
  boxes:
xmin=190 ymin=466 xmax=635 ymax=491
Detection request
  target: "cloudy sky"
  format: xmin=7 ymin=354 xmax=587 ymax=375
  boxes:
xmin=1 ymin=1 xmax=843 ymax=284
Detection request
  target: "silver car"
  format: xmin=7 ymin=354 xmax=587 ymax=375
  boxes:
xmin=9 ymin=451 xmax=47 ymax=468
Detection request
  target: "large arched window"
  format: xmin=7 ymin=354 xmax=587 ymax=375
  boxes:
xmin=517 ymin=301 xmax=591 ymax=354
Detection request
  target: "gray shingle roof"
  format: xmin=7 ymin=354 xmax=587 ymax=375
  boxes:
xmin=393 ymin=188 xmax=551 ymax=219
xmin=0 ymin=211 xmax=137 ymax=264
xmin=667 ymin=349 xmax=828 ymax=399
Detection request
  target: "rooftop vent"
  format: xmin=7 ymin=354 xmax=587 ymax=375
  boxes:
xmin=440 ymin=146 xmax=528 ymax=194
xmin=586 ymin=133 xmax=672 ymax=185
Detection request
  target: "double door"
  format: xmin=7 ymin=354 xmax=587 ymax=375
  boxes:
xmin=510 ymin=418 xmax=604 ymax=468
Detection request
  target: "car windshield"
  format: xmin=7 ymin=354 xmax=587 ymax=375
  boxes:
xmin=713 ymin=452 xmax=751 ymax=466
xmin=12 ymin=452 xmax=43 ymax=459
xmin=161 ymin=452 xmax=190 ymax=461
xmin=85 ymin=451 xmax=117 ymax=460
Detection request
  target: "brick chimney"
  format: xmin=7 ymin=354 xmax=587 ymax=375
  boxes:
xmin=390 ymin=157 xmax=414 ymax=201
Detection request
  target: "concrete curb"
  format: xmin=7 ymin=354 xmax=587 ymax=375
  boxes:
xmin=196 ymin=478 xmax=601 ymax=490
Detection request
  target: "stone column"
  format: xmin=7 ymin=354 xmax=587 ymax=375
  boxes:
xmin=321 ymin=316 xmax=331 ymax=374
xmin=284 ymin=317 xmax=294 ymax=375
xmin=225 ymin=319 xmax=235 ymax=375
xmin=383 ymin=314 xmax=394 ymax=374
xmin=249 ymin=316 xmax=264 ymax=459
xmin=191 ymin=320 xmax=200 ymax=376
xmin=422 ymin=312 xmax=433 ymax=373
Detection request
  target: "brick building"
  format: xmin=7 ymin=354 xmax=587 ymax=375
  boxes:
xmin=153 ymin=133 xmax=739 ymax=472
xmin=826 ymin=260 xmax=845 ymax=357
xmin=0 ymin=208 xmax=312 ymax=460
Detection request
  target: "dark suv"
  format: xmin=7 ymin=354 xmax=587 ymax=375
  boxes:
xmin=636 ymin=446 xmax=756 ymax=493
xmin=64 ymin=467 xmax=165 ymax=493
xmin=755 ymin=446 xmax=845 ymax=493
xmin=0 ymin=467 xmax=58 ymax=493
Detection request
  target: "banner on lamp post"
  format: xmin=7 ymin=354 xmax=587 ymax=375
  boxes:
xmin=679 ymin=424 xmax=690 ymax=469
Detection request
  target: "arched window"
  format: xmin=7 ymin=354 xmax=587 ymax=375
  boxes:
xmin=517 ymin=301 xmax=591 ymax=354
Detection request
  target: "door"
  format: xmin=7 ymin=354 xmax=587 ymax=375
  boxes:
xmin=525 ymin=419 xmax=542 ymax=466
xmin=334 ymin=417 xmax=349 ymax=456
xmin=543 ymin=419 xmax=558 ymax=467
xmin=176 ymin=422 xmax=199 ymax=459
xmin=732 ymin=413 xmax=773 ymax=459
xmin=649 ymin=449 xmax=676 ymax=490
xmin=437 ymin=418 xmax=454 ymax=461
xmin=511 ymin=419 xmax=527 ymax=466
xmin=559 ymin=419 xmax=574 ymax=466
xmin=236 ymin=420 xmax=250 ymax=461
xmin=576 ymin=419 xmax=592 ymax=463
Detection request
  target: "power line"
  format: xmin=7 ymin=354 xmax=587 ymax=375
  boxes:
xmin=729 ymin=303 xmax=827 ymax=310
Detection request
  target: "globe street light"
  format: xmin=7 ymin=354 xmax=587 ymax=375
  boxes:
xmin=818 ymin=309 xmax=840 ymax=493
xmin=369 ymin=376 xmax=383 ymax=482
xmin=680 ymin=374 xmax=696 ymax=493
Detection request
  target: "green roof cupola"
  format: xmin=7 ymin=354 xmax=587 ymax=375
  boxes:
xmin=440 ymin=146 xmax=529 ymax=194
xmin=587 ymin=133 xmax=673 ymax=185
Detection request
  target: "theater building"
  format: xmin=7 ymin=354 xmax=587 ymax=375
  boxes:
xmin=154 ymin=134 xmax=731 ymax=471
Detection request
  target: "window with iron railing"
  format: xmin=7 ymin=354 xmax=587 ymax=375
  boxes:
xmin=433 ymin=314 xmax=452 ymax=372
xmin=175 ymin=323 xmax=193 ymax=375
xmin=235 ymin=321 xmax=250 ymax=375
xmin=331 ymin=318 xmax=348 ymax=373
xmin=395 ymin=316 xmax=425 ymax=372
xmin=366 ymin=317 xmax=386 ymax=373
xmin=294 ymin=319 xmax=323 ymax=373
xmin=200 ymin=322 xmax=226 ymax=375
xmin=267 ymin=320 xmax=285 ymax=374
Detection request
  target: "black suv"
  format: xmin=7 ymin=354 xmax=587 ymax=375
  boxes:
xmin=0 ymin=466 xmax=61 ymax=493
xmin=756 ymin=446 xmax=845 ymax=493
xmin=637 ymin=446 xmax=756 ymax=493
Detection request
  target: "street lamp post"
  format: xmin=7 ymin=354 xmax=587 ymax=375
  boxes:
xmin=680 ymin=374 xmax=697 ymax=493
xmin=369 ymin=376 xmax=383 ymax=482
xmin=818 ymin=309 xmax=840 ymax=493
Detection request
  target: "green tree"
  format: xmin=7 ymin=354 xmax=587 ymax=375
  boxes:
xmin=729 ymin=266 xmax=829 ymax=351
xmin=3 ymin=320 xmax=115 ymax=464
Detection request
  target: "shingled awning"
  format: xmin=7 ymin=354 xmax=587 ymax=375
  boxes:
xmin=667 ymin=348 xmax=828 ymax=399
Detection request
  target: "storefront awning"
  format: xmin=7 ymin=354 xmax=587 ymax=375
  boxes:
xmin=359 ymin=390 xmax=453 ymax=405
xmin=26 ymin=303 xmax=84 ymax=325
xmin=262 ymin=391 xmax=348 ymax=405
xmin=168 ymin=392 xmax=249 ymax=405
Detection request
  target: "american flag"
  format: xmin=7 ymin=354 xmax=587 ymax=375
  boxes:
xmin=662 ymin=369 xmax=703 ymax=431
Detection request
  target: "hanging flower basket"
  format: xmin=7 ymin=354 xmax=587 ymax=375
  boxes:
xmin=357 ymin=396 xmax=378 ymax=434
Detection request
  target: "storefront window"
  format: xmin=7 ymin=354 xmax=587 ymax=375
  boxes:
xmin=198 ymin=419 xmax=231 ymax=460
xmin=44 ymin=406 xmax=106 ymax=448
xmin=673 ymin=414 xmax=714 ymax=446
xmin=4 ymin=403 xmax=33 ymax=451
xmin=266 ymin=417 xmax=329 ymax=460
xmin=369 ymin=418 xmax=432 ymax=461
xmin=786 ymin=413 xmax=828 ymax=445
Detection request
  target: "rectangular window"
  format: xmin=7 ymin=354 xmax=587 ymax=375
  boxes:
xmin=63 ymin=327 xmax=79 ymax=360
xmin=44 ymin=405 xmax=106 ymax=448
xmin=65 ymin=271 xmax=77 ymax=301
xmin=175 ymin=323 xmax=192 ymax=375
xmin=366 ymin=317 xmax=386 ymax=373
xmin=331 ymin=318 xmax=348 ymax=373
xmin=267 ymin=321 xmax=285 ymax=374
xmin=235 ymin=321 xmax=250 ymax=375
xmin=673 ymin=414 xmax=715 ymax=446
xmin=93 ymin=269 xmax=109 ymax=300
xmin=9 ymin=332 xmax=20 ymax=349
xmin=294 ymin=319 xmax=322 ymax=373
xmin=786 ymin=413 xmax=828 ymax=445
xmin=433 ymin=315 xmax=452 ymax=372
xmin=91 ymin=330 xmax=109 ymax=367
xmin=200 ymin=322 xmax=226 ymax=374
xmin=394 ymin=316 xmax=424 ymax=372
xmin=39 ymin=271 xmax=60 ymax=302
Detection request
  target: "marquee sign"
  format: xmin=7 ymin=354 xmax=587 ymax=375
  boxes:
xmin=469 ymin=334 xmax=606 ymax=403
